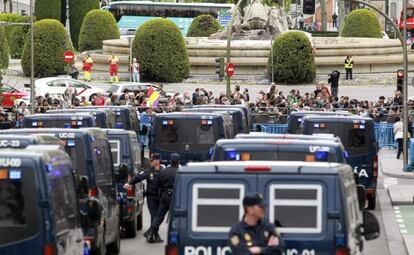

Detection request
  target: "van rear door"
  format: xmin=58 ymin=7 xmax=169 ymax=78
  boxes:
xmin=173 ymin=173 xmax=257 ymax=254
xmin=258 ymin=174 xmax=335 ymax=255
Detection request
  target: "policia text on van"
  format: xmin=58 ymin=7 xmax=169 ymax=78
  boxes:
xmin=167 ymin=161 xmax=380 ymax=255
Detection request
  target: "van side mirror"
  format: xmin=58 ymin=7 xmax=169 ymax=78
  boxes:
xmin=362 ymin=211 xmax=380 ymax=240
xmin=356 ymin=185 xmax=367 ymax=209
xmin=78 ymin=175 xmax=89 ymax=198
xmin=118 ymin=163 xmax=129 ymax=179
xmin=87 ymin=198 xmax=102 ymax=226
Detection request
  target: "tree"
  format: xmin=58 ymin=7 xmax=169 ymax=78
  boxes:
xmin=187 ymin=14 xmax=222 ymax=37
xmin=268 ymin=31 xmax=315 ymax=83
xmin=0 ymin=14 xmax=31 ymax=58
xmin=341 ymin=9 xmax=382 ymax=38
xmin=34 ymin=0 xmax=61 ymax=21
xmin=0 ymin=27 xmax=9 ymax=69
xmin=132 ymin=18 xmax=190 ymax=82
xmin=69 ymin=0 xmax=100 ymax=49
xmin=21 ymin=19 xmax=69 ymax=77
xmin=78 ymin=9 xmax=120 ymax=51
xmin=318 ymin=0 xmax=327 ymax=31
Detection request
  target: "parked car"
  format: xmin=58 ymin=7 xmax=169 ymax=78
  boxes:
xmin=106 ymin=82 xmax=174 ymax=97
xmin=31 ymin=77 xmax=105 ymax=101
xmin=1 ymin=83 xmax=30 ymax=109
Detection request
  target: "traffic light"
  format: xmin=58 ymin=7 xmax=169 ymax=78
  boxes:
xmin=303 ymin=0 xmax=315 ymax=14
xmin=215 ymin=57 xmax=225 ymax=81
xmin=397 ymin=69 xmax=404 ymax=93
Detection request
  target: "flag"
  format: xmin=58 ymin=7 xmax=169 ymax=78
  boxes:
xmin=149 ymin=90 xmax=159 ymax=107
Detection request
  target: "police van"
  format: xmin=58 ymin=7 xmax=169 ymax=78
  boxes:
xmin=47 ymin=108 xmax=116 ymax=128
xmin=78 ymin=105 xmax=140 ymax=134
xmin=167 ymin=161 xmax=380 ymax=255
xmin=103 ymin=128 xmax=145 ymax=238
xmin=302 ymin=115 xmax=378 ymax=209
xmin=0 ymin=134 xmax=62 ymax=148
xmin=23 ymin=113 xmax=96 ymax=128
xmin=235 ymin=132 xmax=342 ymax=143
xmin=0 ymin=128 xmax=122 ymax=254
xmin=287 ymin=111 xmax=351 ymax=134
xmin=151 ymin=112 xmax=234 ymax=165
xmin=212 ymin=138 xmax=347 ymax=163
xmin=183 ymin=107 xmax=249 ymax=135
xmin=0 ymin=145 xmax=84 ymax=255
xmin=191 ymin=104 xmax=251 ymax=131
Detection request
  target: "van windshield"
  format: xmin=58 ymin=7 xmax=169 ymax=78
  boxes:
xmin=0 ymin=167 xmax=39 ymax=245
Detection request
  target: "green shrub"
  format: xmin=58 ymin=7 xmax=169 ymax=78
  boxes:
xmin=70 ymin=0 xmax=100 ymax=49
xmin=34 ymin=0 xmax=61 ymax=21
xmin=0 ymin=27 xmax=9 ymax=69
xmin=268 ymin=31 xmax=315 ymax=84
xmin=78 ymin=9 xmax=120 ymax=51
xmin=132 ymin=18 xmax=189 ymax=82
xmin=187 ymin=14 xmax=221 ymax=37
xmin=0 ymin=14 xmax=31 ymax=44
xmin=21 ymin=19 xmax=69 ymax=77
xmin=341 ymin=9 xmax=382 ymax=38
xmin=9 ymin=26 xmax=29 ymax=59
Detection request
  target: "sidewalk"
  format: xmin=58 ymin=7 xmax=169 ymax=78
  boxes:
xmin=381 ymin=157 xmax=414 ymax=255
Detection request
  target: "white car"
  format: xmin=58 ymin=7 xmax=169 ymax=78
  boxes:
xmin=106 ymin=82 xmax=175 ymax=97
xmin=34 ymin=77 xmax=106 ymax=100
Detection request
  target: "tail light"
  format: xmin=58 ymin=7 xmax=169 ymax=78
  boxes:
xmin=244 ymin=166 xmax=270 ymax=172
xmin=89 ymin=186 xmax=98 ymax=197
xmin=44 ymin=244 xmax=57 ymax=255
xmin=165 ymin=245 xmax=179 ymax=255
xmin=127 ymin=186 xmax=135 ymax=197
xmin=336 ymin=247 xmax=350 ymax=255
xmin=373 ymin=156 xmax=378 ymax=178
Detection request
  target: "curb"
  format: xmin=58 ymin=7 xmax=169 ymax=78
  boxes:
xmin=380 ymin=160 xmax=414 ymax=179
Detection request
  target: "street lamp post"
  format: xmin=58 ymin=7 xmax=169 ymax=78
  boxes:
xmin=344 ymin=0 xmax=408 ymax=165
xmin=30 ymin=0 xmax=34 ymax=114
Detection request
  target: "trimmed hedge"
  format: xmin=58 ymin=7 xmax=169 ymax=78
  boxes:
xmin=268 ymin=31 xmax=315 ymax=84
xmin=341 ymin=9 xmax=382 ymax=38
xmin=78 ymin=9 xmax=120 ymax=51
xmin=70 ymin=0 xmax=100 ymax=49
xmin=187 ymin=14 xmax=221 ymax=37
xmin=34 ymin=0 xmax=61 ymax=21
xmin=132 ymin=18 xmax=189 ymax=82
xmin=21 ymin=19 xmax=68 ymax=77
xmin=0 ymin=14 xmax=31 ymax=58
xmin=0 ymin=27 xmax=9 ymax=69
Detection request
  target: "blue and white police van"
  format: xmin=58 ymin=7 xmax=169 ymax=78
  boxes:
xmin=167 ymin=161 xmax=380 ymax=255
xmin=47 ymin=108 xmax=116 ymax=128
xmin=23 ymin=113 xmax=96 ymax=128
xmin=287 ymin=111 xmax=351 ymax=134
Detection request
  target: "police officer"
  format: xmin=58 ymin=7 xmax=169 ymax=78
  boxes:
xmin=124 ymin=153 xmax=163 ymax=239
xmin=229 ymin=192 xmax=284 ymax=255
xmin=344 ymin=55 xmax=354 ymax=80
xmin=147 ymin=153 xmax=180 ymax=243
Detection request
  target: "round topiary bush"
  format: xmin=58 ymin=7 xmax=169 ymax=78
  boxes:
xmin=70 ymin=0 xmax=100 ymax=49
xmin=268 ymin=31 xmax=315 ymax=84
xmin=132 ymin=18 xmax=190 ymax=82
xmin=341 ymin=9 xmax=382 ymax=38
xmin=34 ymin=0 xmax=61 ymax=21
xmin=78 ymin=9 xmax=120 ymax=52
xmin=0 ymin=27 xmax=9 ymax=69
xmin=21 ymin=19 xmax=69 ymax=77
xmin=187 ymin=14 xmax=222 ymax=37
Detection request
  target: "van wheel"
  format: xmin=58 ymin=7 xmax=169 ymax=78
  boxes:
xmin=367 ymin=195 xmax=376 ymax=210
xmin=137 ymin=212 xmax=143 ymax=230
xmin=106 ymin=226 xmax=121 ymax=254
xmin=124 ymin=218 xmax=137 ymax=238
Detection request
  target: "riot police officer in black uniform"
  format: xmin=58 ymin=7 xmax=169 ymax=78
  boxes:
xmin=147 ymin=153 xmax=180 ymax=243
xmin=124 ymin=153 xmax=163 ymax=239
xmin=229 ymin=192 xmax=284 ymax=255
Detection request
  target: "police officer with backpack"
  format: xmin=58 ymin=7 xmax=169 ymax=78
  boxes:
xmin=229 ymin=193 xmax=285 ymax=255
xmin=146 ymin=153 xmax=180 ymax=243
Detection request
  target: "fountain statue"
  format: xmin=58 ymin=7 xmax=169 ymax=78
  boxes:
xmin=209 ymin=0 xmax=290 ymax=40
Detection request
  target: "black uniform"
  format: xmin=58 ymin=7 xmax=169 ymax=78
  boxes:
xmin=149 ymin=165 xmax=178 ymax=233
xmin=128 ymin=166 xmax=161 ymax=223
xmin=229 ymin=219 xmax=284 ymax=255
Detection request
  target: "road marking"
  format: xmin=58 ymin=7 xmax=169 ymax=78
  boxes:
xmin=394 ymin=206 xmax=400 ymax=210
xmin=397 ymin=218 xmax=404 ymax=223
xmin=401 ymin=229 xmax=408 ymax=234
xmin=399 ymin=224 xmax=406 ymax=229
xmin=396 ymin=214 xmax=403 ymax=218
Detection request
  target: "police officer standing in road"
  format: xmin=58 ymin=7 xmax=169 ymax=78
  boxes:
xmin=229 ymin=193 xmax=284 ymax=255
xmin=344 ymin=56 xmax=354 ymax=80
xmin=124 ymin=153 xmax=163 ymax=239
xmin=147 ymin=153 xmax=180 ymax=243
